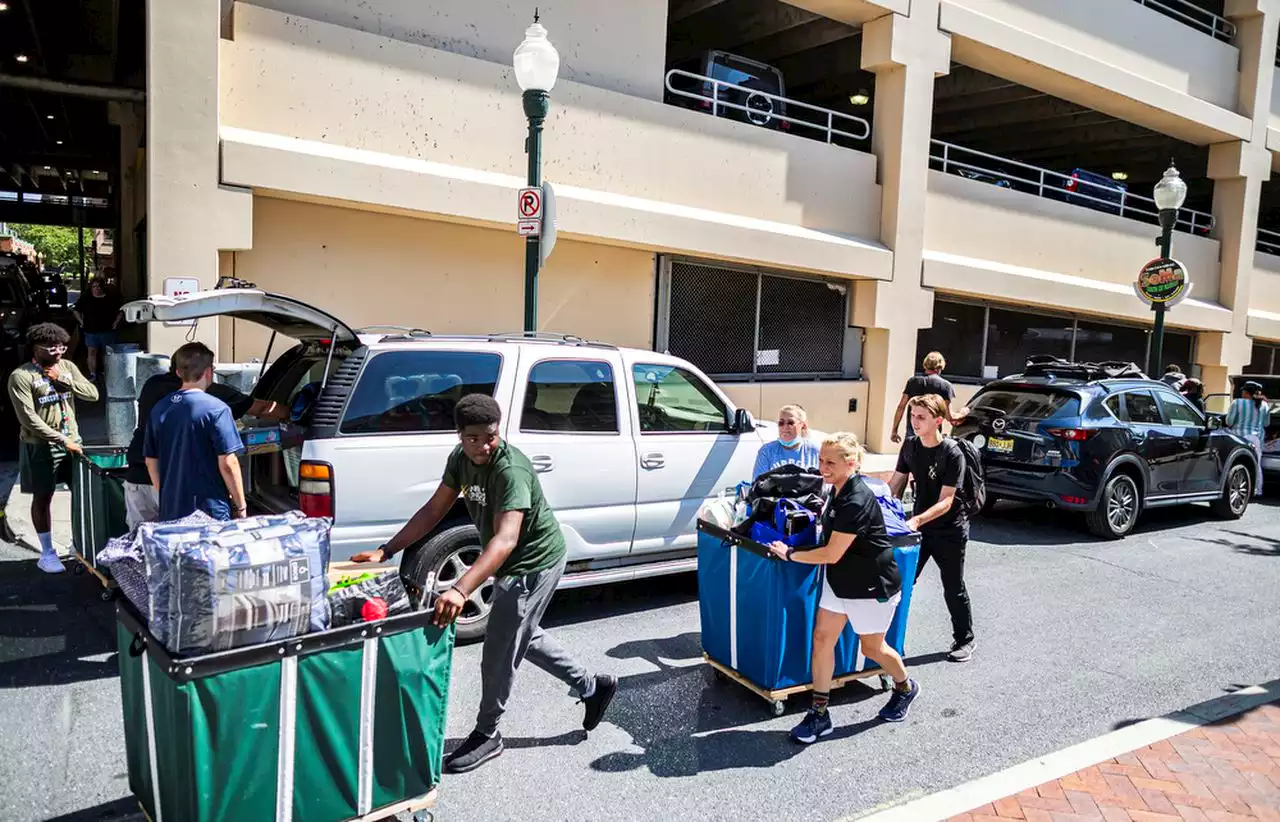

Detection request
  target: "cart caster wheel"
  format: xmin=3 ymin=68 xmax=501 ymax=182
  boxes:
xmin=770 ymin=699 xmax=786 ymax=717
xmin=880 ymin=675 xmax=893 ymax=692
xmin=99 ymin=588 xmax=115 ymax=602
xmin=411 ymin=812 xmax=434 ymax=822
xmin=72 ymin=563 xmax=85 ymax=576
xmin=713 ymin=669 xmax=728 ymax=682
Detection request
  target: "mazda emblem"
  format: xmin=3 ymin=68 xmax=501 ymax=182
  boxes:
xmin=992 ymin=418 xmax=1007 ymax=433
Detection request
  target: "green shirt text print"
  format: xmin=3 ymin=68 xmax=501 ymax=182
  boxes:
xmin=441 ymin=441 xmax=566 ymax=578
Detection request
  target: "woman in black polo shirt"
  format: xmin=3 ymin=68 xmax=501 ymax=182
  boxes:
xmin=768 ymin=432 xmax=919 ymax=744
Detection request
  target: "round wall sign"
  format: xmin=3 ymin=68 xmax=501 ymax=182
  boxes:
xmin=1135 ymin=258 xmax=1191 ymax=307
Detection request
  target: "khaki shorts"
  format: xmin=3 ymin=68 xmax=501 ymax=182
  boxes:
xmin=123 ymin=481 xmax=161 ymax=531
xmin=19 ymin=441 xmax=71 ymax=497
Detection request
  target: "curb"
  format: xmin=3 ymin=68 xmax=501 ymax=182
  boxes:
xmin=847 ymin=677 xmax=1280 ymax=822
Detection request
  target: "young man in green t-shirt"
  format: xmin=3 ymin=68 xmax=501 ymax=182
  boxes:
xmin=8 ymin=323 xmax=99 ymax=572
xmin=351 ymin=393 xmax=616 ymax=773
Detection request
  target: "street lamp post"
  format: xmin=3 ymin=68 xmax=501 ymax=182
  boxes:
xmin=513 ymin=17 xmax=560 ymax=334
xmin=1148 ymin=162 xmax=1188 ymax=376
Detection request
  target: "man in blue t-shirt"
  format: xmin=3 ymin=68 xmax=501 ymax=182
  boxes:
xmin=143 ymin=342 xmax=247 ymax=521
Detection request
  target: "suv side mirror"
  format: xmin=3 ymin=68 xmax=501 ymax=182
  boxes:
xmin=1207 ymin=414 xmax=1224 ymax=431
xmin=732 ymin=408 xmax=755 ymax=435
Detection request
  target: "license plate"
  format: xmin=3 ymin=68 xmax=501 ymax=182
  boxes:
xmin=986 ymin=436 xmax=1015 ymax=454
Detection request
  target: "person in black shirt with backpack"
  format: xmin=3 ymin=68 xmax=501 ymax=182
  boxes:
xmin=768 ymin=432 xmax=920 ymax=744
xmin=890 ymin=393 xmax=976 ymax=663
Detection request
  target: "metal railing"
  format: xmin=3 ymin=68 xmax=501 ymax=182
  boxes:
xmin=1258 ymin=228 xmax=1280 ymax=256
xmin=0 ymin=190 xmax=110 ymax=208
xmin=930 ymin=139 xmax=1216 ymax=236
xmin=1132 ymin=0 xmax=1236 ymax=42
xmin=664 ymin=69 xmax=871 ymax=145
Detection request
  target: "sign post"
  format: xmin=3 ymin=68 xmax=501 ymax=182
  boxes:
xmin=162 ymin=277 xmax=199 ymax=327
xmin=1134 ymin=257 xmax=1191 ymax=376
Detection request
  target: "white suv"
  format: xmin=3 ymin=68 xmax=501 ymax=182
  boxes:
xmin=124 ymin=289 xmax=773 ymax=639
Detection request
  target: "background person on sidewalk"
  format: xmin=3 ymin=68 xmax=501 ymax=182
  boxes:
xmin=1161 ymin=363 xmax=1187 ymax=388
xmin=123 ymin=356 xmax=285 ymax=529
xmin=889 ymin=394 xmax=975 ymax=663
xmin=7 ymin=323 xmax=99 ymax=573
xmin=768 ymin=432 xmax=919 ymax=743
xmin=143 ymin=343 xmax=247 ymax=521
xmin=350 ymin=393 xmax=617 ymax=774
xmin=0 ymin=374 xmax=22 ymax=543
xmin=752 ymin=404 xmax=820 ymax=478
xmin=890 ymin=351 xmax=966 ymax=444
xmin=70 ymin=277 xmax=123 ymax=382
xmin=1226 ymin=380 xmax=1270 ymax=497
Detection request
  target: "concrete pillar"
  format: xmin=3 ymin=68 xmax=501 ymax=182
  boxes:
xmin=852 ymin=1 xmax=950 ymax=453
xmin=1198 ymin=1 xmax=1278 ymax=392
xmin=108 ymin=101 xmax=144 ymax=300
xmin=146 ymin=0 xmax=253 ymax=353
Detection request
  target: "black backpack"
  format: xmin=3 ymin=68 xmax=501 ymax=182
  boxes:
xmin=949 ymin=437 xmax=987 ymax=518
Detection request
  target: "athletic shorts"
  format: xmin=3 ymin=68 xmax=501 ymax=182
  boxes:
xmin=19 ymin=441 xmax=72 ymax=496
xmin=819 ymin=576 xmax=900 ymax=636
xmin=83 ymin=331 xmax=118 ymax=350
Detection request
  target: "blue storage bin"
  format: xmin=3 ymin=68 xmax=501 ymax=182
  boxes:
xmin=697 ymin=523 xmax=919 ymax=692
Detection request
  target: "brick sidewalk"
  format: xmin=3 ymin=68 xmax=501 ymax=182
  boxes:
xmin=949 ymin=701 xmax=1280 ymax=822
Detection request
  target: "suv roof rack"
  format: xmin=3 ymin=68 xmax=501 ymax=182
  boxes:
xmin=484 ymin=331 xmax=617 ymax=349
xmin=371 ymin=330 xmax=618 ymax=349
xmin=1018 ymin=355 xmax=1149 ymax=382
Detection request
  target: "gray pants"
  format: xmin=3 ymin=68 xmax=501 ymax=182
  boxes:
xmin=476 ymin=555 xmax=592 ymax=737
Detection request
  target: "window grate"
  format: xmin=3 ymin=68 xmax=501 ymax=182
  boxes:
xmin=662 ymin=259 xmax=848 ymax=379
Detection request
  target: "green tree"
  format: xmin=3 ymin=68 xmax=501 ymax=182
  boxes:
xmin=6 ymin=224 xmax=89 ymax=273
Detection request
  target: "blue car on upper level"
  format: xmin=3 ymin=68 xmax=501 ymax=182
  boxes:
xmin=1057 ymin=168 xmax=1128 ymax=216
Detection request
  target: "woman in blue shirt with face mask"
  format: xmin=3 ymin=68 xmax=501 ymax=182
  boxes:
xmin=753 ymin=404 xmax=821 ymax=478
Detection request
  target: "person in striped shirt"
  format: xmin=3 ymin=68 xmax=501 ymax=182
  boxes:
xmin=1226 ymin=381 xmax=1271 ymax=496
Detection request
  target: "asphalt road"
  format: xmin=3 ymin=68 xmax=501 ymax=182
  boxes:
xmin=3 ymin=496 xmax=1280 ymax=822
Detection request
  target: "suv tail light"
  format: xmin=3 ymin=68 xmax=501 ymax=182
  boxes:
xmin=299 ymin=461 xmax=334 ymax=518
xmin=1044 ymin=427 xmax=1096 ymax=441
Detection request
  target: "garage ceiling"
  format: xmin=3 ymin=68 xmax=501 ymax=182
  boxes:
xmin=667 ymin=0 xmax=1231 ymax=214
xmin=0 ymin=0 xmax=143 ymax=224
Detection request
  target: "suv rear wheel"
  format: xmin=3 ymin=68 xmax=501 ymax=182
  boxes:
xmin=400 ymin=524 xmax=494 ymax=643
xmin=1086 ymin=472 xmax=1141 ymax=540
xmin=1210 ymin=463 xmax=1252 ymax=520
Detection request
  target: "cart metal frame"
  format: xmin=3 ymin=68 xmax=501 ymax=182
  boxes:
xmin=697 ymin=519 xmax=908 ymax=716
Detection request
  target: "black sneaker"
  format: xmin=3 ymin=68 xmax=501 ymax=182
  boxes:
xmin=582 ymin=674 xmax=617 ymax=731
xmin=948 ymin=640 xmax=975 ymax=663
xmin=443 ymin=731 xmax=503 ymax=774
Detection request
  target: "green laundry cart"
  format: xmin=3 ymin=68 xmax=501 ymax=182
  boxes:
xmin=70 ymin=446 xmax=130 ymax=598
xmin=116 ymin=601 xmax=453 ymax=822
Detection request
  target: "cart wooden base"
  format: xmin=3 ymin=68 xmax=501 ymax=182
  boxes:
xmin=704 ymin=653 xmax=894 ymax=716
xmin=138 ymin=788 xmax=439 ymax=822
xmin=72 ymin=551 xmax=118 ymax=602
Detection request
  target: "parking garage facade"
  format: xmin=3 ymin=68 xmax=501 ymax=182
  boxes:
xmin=26 ymin=0 xmax=1280 ymax=451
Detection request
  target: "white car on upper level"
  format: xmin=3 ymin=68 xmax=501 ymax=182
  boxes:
xmin=123 ymin=288 xmax=776 ymax=639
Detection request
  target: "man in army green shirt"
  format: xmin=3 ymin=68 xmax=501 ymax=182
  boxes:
xmin=8 ymin=323 xmax=99 ymax=573
xmin=352 ymin=393 xmax=616 ymax=773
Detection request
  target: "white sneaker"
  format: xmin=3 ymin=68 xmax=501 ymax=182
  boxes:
xmin=37 ymin=551 xmax=65 ymax=574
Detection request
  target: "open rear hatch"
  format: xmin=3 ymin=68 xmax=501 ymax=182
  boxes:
xmin=122 ymin=288 xmax=362 ymax=514
xmin=121 ymin=288 xmax=357 ymax=344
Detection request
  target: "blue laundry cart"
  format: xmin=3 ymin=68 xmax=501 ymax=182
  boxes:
xmin=697 ymin=519 xmax=920 ymax=716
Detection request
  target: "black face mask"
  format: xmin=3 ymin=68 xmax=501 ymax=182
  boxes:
xmin=33 ymin=350 xmax=61 ymax=368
